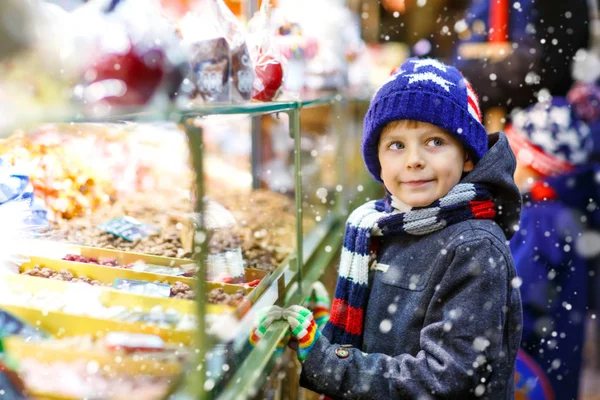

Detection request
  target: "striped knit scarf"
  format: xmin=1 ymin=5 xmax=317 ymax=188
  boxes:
xmin=323 ymin=183 xmax=497 ymax=348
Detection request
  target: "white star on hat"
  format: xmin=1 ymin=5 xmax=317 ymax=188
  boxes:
xmin=404 ymin=72 xmax=455 ymax=92
xmin=411 ymin=59 xmax=448 ymax=72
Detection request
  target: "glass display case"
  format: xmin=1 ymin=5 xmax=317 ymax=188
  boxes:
xmin=0 ymin=0 xmax=379 ymax=397
xmin=0 ymin=94 xmax=377 ymax=399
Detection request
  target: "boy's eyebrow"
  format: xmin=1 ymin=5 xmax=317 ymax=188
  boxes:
xmin=380 ymin=129 xmax=450 ymax=142
xmin=380 ymin=133 xmax=404 ymax=141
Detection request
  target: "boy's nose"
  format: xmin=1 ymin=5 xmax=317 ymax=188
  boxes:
xmin=406 ymin=148 xmax=425 ymax=170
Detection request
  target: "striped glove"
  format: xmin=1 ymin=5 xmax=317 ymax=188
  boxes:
xmin=284 ymin=305 xmax=321 ymax=363
xmin=302 ymin=281 xmax=330 ymax=330
xmin=249 ymin=305 xmax=289 ymax=355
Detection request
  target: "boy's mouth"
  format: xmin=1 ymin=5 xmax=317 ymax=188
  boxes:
xmin=402 ymin=180 xmax=433 ymax=187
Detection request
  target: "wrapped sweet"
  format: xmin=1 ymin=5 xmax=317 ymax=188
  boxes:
xmin=188 ymin=37 xmax=231 ymax=102
xmin=76 ymin=0 xmax=187 ymax=108
xmin=0 ymin=133 xmax=114 ymax=220
xmin=178 ymin=0 xmax=254 ymax=103
xmin=248 ymin=0 xmax=284 ymax=102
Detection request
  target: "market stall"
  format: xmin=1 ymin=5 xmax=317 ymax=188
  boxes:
xmin=0 ymin=1 xmax=378 ymax=398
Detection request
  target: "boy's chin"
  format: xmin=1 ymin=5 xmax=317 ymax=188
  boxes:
xmin=395 ymin=195 xmax=436 ymax=208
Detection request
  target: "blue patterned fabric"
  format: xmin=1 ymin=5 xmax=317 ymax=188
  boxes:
xmin=0 ymin=158 xmax=48 ymax=227
xmin=511 ymin=97 xmax=594 ymax=166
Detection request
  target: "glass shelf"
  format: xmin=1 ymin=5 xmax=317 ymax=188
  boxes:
xmin=0 ymin=92 xmax=374 ymax=139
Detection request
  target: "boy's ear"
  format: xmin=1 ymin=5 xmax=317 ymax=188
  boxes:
xmin=463 ymin=152 xmax=474 ymax=172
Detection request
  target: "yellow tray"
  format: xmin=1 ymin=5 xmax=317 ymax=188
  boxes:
xmin=1 ymin=304 xmax=194 ymax=345
xmin=2 ymin=273 xmax=232 ymax=315
xmin=3 ymin=337 xmax=183 ymax=376
xmin=3 ymin=339 xmax=181 ymax=400
xmin=21 ymin=256 xmax=256 ymax=296
xmin=23 ymin=241 xmax=269 ymax=284
xmin=75 ymin=244 xmax=270 ymax=285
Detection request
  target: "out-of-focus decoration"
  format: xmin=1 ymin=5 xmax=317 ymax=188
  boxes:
xmin=0 ymin=0 xmax=35 ymax=61
xmin=488 ymin=0 xmax=509 ymax=43
xmin=248 ymin=0 xmax=284 ymax=102
xmin=515 ymin=349 xmax=555 ymax=400
xmin=0 ymin=360 xmax=27 ymax=400
xmin=568 ymin=80 xmax=600 ymax=124
xmin=0 ymin=309 xmax=49 ymax=343
xmin=456 ymin=0 xmax=513 ymax=62
xmin=0 ymin=1 xmax=79 ymax=132
xmin=0 ymin=122 xmax=193 ymax=221
xmin=178 ymin=0 xmax=255 ymax=103
xmin=572 ymin=48 xmax=600 ymax=85
xmin=75 ymin=0 xmax=188 ymax=109
xmin=0 ymin=130 xmax=115 ymax=221
xmin=381 ymin=0 xmax=406 ymax=14
xmin=270 ymin=0 xmax=367 ymax=93
xmin=250 ymin=0 xmax=372 ymax=95
xmin=274 ymin=20 xmax=318 ymax=93
xmin=0 ymin=158 xmax=48 ymax=274
xmin=160 ymin=0 xmax=196 ymax=20
xmin=19 ymin=358 xmax=172 ymax=399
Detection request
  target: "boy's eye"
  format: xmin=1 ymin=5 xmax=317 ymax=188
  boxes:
xmin=426 ymin=137 xmax=444 ymax=147
xmin=388 ymin=141 xmax=404 ymax=150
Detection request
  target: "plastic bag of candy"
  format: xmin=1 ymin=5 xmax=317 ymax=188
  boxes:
xmin=178 ymin=0 xmax=254 ymax=104
xmin=247 ymin=0 xmax=284 ymax=102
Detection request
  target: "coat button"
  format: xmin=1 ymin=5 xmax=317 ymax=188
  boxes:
xmin=335 ymin=348 xmax=350 ymax=358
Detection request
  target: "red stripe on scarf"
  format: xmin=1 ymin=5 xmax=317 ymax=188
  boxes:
xmin=470 ymin=200 xmax=496 ymax=219
xmin=329 ymin=299 xmax=364 ymax=336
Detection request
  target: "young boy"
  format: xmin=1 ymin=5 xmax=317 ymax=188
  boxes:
xmin=252 ymin=57 xmax=521 ymax=400
xmin=505 ymin=98 xmax=598 ymax=400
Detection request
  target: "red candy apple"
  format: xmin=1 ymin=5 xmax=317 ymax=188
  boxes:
xmin=252 ymin=52 xmax=283 ymax=102
xmin=88 ymin=44 xmax=166 ymax=106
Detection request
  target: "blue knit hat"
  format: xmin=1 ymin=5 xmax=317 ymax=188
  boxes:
xmin=362 ymin=57 xmax=488 ymax=182
xmin=506 ymin=97 xmax=593 ymax=177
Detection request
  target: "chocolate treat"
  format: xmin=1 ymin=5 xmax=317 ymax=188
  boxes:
xmin=231 ymin=44 xmax=254 ymax=101
xmin=191 ymin=38 xmax=230 ymax=102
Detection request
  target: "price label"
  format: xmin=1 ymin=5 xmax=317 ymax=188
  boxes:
xmin=129 ymin=262 xmax=186 ymax=276
xmin=98 ymin=216 xmax=158 ymax=242
xmin=113 ymin=278 xmax=171 ymax=298
xmin=0 ymin=309 xmax=48 ymax=345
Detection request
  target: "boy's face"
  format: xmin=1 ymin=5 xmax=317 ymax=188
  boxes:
xmin=378 ymin=120 xmax=474 ymax=208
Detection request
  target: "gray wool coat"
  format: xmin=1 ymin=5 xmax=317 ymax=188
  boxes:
xmin=300 ymin=132 xmax=523 ymax=399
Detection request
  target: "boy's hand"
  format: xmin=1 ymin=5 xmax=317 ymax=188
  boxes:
xmin=249 ymin=305 xmax=290 ymax=355
xmin=302 ymin=281 xmax=330 ymax=330
xmin=283 ymin=305 xmax=321 ymax=363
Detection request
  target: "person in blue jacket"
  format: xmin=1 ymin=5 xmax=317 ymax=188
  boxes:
xmin=253 ymin=57 xmax=523 ymax=399
xmin=506 ymin=97 xmax=600 ymax=400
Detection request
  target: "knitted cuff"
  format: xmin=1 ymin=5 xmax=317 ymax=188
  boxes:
xmin=303 ymin=282 xmax=331 ymax=331
xmin=284 ymin=305 xmax=322 ymax=363
xmin=249 ymin=306 xmax=284 ymax=348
